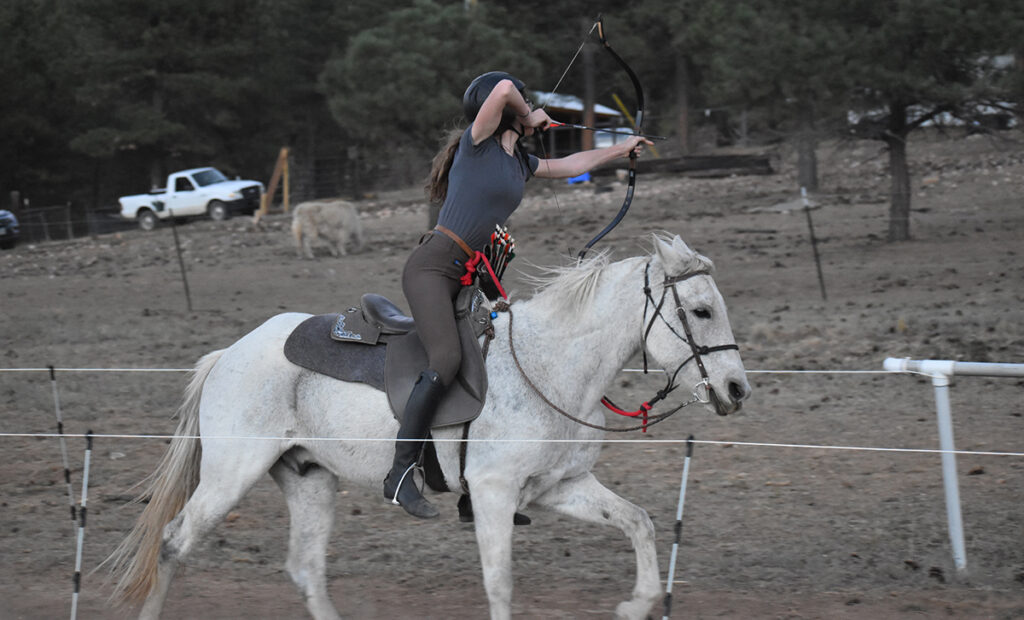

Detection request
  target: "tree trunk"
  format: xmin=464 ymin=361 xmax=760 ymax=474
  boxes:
xmin=150 ymin=89 xmax=165 ymax=189
xmin=796 ymin=134 xmax=818 ymax=192
xmin=886 ymin=103 xmax=911 ymax=241
xmin=149 ymin=160 xmax=164 ymax=191
xmin=675 ymin=57 xmax=692 ymax=154
xmin=796 ymin=109 xmax=818 ymax=192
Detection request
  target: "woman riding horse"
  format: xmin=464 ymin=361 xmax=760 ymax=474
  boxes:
xmin=386 ymin=71 xmax=654 ymax=518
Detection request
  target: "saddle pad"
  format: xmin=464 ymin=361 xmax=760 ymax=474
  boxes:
xmin=283 ymin=312 xmax=488 ymax=429
xmin=284 ymin=314 xmax=386 ymax=391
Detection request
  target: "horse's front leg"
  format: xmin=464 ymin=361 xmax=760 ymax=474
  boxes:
xmin=533 ymin=472 xmax=661 ymax=620
xmin=470 ymin=476 xmax=519 ymax=620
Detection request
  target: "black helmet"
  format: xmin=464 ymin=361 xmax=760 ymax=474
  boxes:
xmin=462 ymin=71 xmax=527 ymax=124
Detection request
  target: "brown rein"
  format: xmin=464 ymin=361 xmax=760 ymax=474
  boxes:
xmin=503 ymin=304 xmax=697 ymax=433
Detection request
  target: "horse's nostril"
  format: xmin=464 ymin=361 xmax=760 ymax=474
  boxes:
xmin=729 ymin=381 xmax=747 ymax=402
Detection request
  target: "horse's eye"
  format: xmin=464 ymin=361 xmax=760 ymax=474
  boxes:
xmin=693 ymin=308 xmax=712 ymax=320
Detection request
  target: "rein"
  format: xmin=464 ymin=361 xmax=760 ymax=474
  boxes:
xmin=505 ymin=307 xmax=685 ymax=433
xmin=504 ymin=263 xmax=739 ymax=432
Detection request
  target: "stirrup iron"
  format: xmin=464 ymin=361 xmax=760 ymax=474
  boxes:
xmin=388 ymin=463 xmax=420 ymax=505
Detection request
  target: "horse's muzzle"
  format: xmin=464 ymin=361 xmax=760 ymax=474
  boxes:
xmin=711 ymin=378 xmax=750 ymax=416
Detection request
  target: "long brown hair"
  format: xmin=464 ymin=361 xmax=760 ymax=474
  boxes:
xmin=426 ymin=126 xmax=465 ymax=204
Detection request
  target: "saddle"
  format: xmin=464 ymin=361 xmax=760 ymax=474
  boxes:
xmin=282 ymin=287 xmax=493 ymax=428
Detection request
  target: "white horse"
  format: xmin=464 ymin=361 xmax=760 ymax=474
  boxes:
xmin=106 ymin=234 xmax=751 ymax=620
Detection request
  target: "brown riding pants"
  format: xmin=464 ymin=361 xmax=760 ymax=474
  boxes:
xmin=401 ymin=232 xmax=468 ymax=387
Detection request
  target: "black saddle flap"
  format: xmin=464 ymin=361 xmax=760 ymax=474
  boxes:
xmin=385 ymin=287 xmax=491 ymax=428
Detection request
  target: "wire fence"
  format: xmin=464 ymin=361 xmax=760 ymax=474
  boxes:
xmin=7 ymin=205 xmax=136 ymax=243
xmin=2 ymin=361 xmax=1021 ymax=616
xmin=2 ymin=365 xmax=1021 ymax=458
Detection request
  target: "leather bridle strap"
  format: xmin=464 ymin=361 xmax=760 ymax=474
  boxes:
xmin=641 ymin=265 xmax=708 ymax=372
xmin=641 ymin=263 xmax=739 ymax=408
xmin=665 ymin=272 xmax=740 ymax=413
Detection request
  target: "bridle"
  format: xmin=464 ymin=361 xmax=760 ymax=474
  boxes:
xmin=638 ymin=263 xmax=740 ymax=419
xmin=506 ymin=262 xmax=740 ymax=433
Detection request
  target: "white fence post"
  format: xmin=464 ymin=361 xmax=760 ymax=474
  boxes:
xmin=883 ymin=357 xmax=1024 ymax=574
xmin=929 ymin=370 xmax=967 ymax=572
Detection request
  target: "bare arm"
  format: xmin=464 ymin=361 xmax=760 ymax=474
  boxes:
xmin=471 ymin=80 xmax=535 ymax=144
xmin=534 ymin=135 xmax=654 ymax=179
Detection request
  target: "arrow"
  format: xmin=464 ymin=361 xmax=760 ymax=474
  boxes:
xmin=546 ymin=121 xmax=666 ymax=141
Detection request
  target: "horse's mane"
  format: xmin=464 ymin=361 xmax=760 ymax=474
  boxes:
xmin=521 ymin=250 xmax=614 ymax=314
xmin=522 ymin=234 xmax=715 ymax=314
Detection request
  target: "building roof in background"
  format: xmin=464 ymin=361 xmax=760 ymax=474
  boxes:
xmin=531 ymin=91 xmax=622 ymax=118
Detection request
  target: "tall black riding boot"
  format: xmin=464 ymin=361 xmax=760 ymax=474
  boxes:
xmin=383 ymin=370 xmax=445 ymax=519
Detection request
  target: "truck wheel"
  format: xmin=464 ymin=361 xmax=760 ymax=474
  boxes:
xmin=138 ymin=209 xmax=159 ymax=231
xmin=208 ymin=200 xmax=229 ymax=221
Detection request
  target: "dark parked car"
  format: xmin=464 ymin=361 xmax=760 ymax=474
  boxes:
xmin=0 ymin=210 xmax=19 ymax=249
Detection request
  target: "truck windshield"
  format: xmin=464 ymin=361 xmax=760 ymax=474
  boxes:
xmin=192 ymin=169 xmax=229 ymax=187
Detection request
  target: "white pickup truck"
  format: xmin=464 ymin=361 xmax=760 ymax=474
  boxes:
xmin=119 ymin=167 xmax=264 ymax=231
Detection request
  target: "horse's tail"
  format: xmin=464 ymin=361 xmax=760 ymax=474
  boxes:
xmin=105 ymin=349 xmax=224 ymax=604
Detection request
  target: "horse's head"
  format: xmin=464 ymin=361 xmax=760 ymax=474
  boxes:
xmin=645 ymin=235 xmax=751 ymax=416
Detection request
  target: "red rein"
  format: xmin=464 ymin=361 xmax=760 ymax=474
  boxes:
xmin=601 ymin=397 xmax=652 ymax=432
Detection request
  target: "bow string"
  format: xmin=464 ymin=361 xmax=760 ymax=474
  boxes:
xmin=541 ymin=16 xmax=645 ymax=261
xmin=577 ymin=17 xmax=645 ymax=260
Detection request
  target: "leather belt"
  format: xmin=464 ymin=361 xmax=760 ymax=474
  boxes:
xmin=433 ymin=225 xmax=474 ymax=259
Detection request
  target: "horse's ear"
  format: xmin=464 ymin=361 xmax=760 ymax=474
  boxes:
xmin=670 ymin=235 xmax=693 ymax=256
xmin=652 ymin=234 xmax=676 ymax=269
xmin=653 ymin=234 xmax=694 ymax=274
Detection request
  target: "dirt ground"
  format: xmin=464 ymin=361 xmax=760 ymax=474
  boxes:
xmin=2 ymin=129 xmax=1023 ymax=619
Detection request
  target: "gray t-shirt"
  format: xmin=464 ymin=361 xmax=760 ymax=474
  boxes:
xmin=436 ymin=127 xmax=540 ymax=251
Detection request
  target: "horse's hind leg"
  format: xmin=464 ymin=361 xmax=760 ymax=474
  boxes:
xmin=270 ymin=460 xmax=341 ymax=620
xmin=533 ymin=473 xmax=662 ymax=620
xmin=138 ymin=443 xmax=281 ymax=620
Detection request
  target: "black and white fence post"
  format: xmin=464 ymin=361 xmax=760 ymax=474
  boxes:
xmin=48 ymin=365 xmax=77 ymax=526
xmin=662 ymin=435 xmax=694 ymax=619
xmin=70 ymin=431 xmax=92 ymax=620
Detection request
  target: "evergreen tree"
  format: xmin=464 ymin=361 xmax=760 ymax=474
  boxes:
xmin=238 ymin=0 xmax=362 ymax=198
xmin=684 ymin=0 xmax=851 ymax=188
xmin=840 ymin=0 xmax=1023 ymax=240
xmin=0 ymin=1 xmax=84 ymax=206
xmin=69 ymin=0 xmax=261 ymax=188
xmin=319 ymin=0 xmax=541 ymax=186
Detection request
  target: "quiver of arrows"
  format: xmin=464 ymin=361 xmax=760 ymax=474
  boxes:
xmin=483 ymin=224 xmax=515 ymax=281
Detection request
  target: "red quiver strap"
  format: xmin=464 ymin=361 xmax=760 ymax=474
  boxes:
xmin=461 ymin=251 xmax=507 ymax=301
xmin=601 ymin=397 xmax=652 ymax=433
